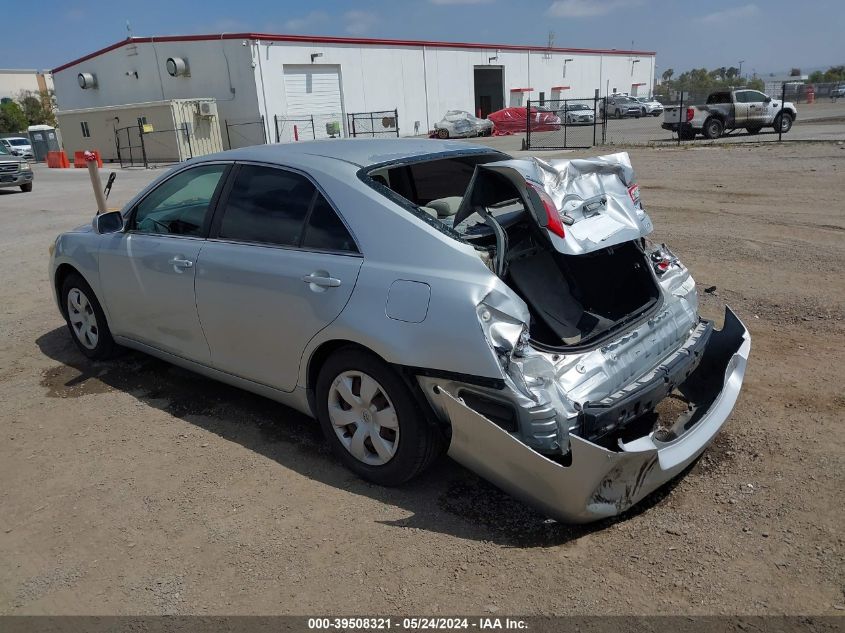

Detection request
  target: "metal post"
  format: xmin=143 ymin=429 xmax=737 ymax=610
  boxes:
xmin=371 ymin=112 xmax=375 ymax=137
xmin=394 ymin=108 xmax=399 ymax=137
xmin=779 ymin=82 xmax=786 ymax=142
xmin=225 ymin=120 xmax=232 ymax=150
xmin=274 ymin=115 xmax=280 ymax=143
xmin=138 ymin=121 xmax=148 ymax=169
xmin=183 ymin=122 xmax=193 ymax=160
xmin=563 ymin=99 xmax=568 ymax=148
xmin=526 ymin=101 xmax=531 ymax=149
xmin=677 ymin=91 xmax=684 ymax=146
xmin=311 ymin=115 xmax=316 ymax=139
xmin=261 ymin=115 xmax=267 ymax=144
xmin=593 ymin=91 xmax=599 ymax=147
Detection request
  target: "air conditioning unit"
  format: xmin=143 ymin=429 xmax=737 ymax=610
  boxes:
xmin=196 ymin=101 xmax=217 ymax=118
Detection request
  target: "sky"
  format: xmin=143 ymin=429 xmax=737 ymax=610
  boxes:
xmin=2 ymin=0 xmax=843 ymax=77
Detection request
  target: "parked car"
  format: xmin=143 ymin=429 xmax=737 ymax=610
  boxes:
xmin=0 ymin=136 xmax=34 ymax=159
xmin=602 ymin=95 xmax=642 ymax=119
xmin=559 ymin=103 xmax=595 ymax=125
xmin=663 ymin=89 xmax=797 ymax=139
xmin=0 ymin=142 xmax=34 ymax=192
xmin=487 ymin=107 xmax=561 ymax=134
xmin=49 ymin=140 xmax=749 ymax=523
xmin=633 ymin=96 xmax=664 ymax=117
xmin=433 ymin=110 xmax=493 ymax=139
xmin=830 ymin=85 xmax=845 ymax=100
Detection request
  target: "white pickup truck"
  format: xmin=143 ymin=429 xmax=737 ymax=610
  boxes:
xmin=662 ymin=88 xmax=797 ymax=139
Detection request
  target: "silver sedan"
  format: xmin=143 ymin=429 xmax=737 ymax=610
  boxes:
xmin=49 ymin=139 xmax=749 ymax=523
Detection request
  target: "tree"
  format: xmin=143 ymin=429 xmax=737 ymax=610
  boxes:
xmin=17 ymin=90 xmax=55 ymax=126
xmin=661 ymin=68 xmax=674 ymax=82
xmin=0 ymin=101 xmax=29 ymax=133
xmin=726 ymin=67 xmax=739 ymax=80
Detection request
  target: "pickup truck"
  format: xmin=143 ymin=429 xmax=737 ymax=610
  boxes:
xmin=662 ymin=89 xmax=797 ymax=139
xmin=0 ymin=142 xmax=33 ymax=192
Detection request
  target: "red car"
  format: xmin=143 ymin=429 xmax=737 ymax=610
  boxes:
xmin=488 ymin=107 xmax=561 ymax=135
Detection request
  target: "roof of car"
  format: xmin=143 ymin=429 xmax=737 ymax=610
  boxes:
xmin=197 ymin=138 xmax=499 ymax=169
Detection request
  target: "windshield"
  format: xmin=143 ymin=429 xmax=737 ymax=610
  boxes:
xmin=9 ymin=139 xmax=29 ymax=146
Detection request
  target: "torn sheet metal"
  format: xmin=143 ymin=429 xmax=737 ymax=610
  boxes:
xmin=458 ymin=152 xmax=654 ymax=256
xmin=438 ymin=307 xmax=750 ymax=523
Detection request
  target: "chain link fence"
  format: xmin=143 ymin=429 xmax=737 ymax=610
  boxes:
xmin=526 ymin=98 xmax=599 ymax=150
xmin=224 ymin=117 xmax=268 ymax=149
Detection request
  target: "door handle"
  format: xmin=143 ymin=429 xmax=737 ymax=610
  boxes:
xmin=301 ymin=273 xmax=341 ymax=288
xmin=171 ymin=257 xmax=194 ymax=269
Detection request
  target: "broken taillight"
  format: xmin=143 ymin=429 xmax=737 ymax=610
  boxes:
xmin=685 ymin=107 xmax=695 ymax=122
xmin=528 ymin=183 xmax=565 ymax=239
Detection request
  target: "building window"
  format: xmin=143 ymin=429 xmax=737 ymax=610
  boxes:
xmin=80 ymin=121 xmax=90 ymax=138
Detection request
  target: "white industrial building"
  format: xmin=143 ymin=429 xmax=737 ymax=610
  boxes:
xmin=0 ymin=69 xmax=53 ymax=101
xmin=52 ymin=32 xmax=655 ymax=155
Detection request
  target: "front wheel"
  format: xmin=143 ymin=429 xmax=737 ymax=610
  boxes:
xmin=774 ymin=112 xmax=793 ymax=133
xmin=615 ymin=109 xmax=623 ymax=119
xmin=436 ymin=128 xmax=449 ymax=139
xmin=61 ymin=273 xmax=118 ymax=359
xmin=20 ymin=183 xmax=32 ymax=192
xmin=316 ymin=347 xmax=442 ymax=486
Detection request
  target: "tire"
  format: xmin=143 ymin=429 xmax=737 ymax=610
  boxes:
xmin=436 ymin=128 xmax=449 ymax=139
xmin=774 ymin=112 xmax=793 ymax=134
xmin=315 ymin=347 xmax=442 ymax=486
xmin=642 ymin=108 xmax=647 ymax=116
xmin=703 ymin=117 xmax=724 ymax=139
xmin=20 ymin=183 xmax=32 ymax=192
xmin=615 ymin=109 xmax=623 ymax=119
xmin=746 ymin=126 xmax=762 ymax=135
xmin=60 ymin=272 xmax=118 ymax=360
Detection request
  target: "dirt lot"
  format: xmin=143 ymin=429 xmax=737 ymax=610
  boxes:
xmin=0 ymin=143 xmax=843 ymax=616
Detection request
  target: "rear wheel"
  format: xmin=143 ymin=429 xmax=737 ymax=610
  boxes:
xmin=774 ymin=112 xmax=793 ymax=133
xmin=703 ymin=117 xmax=724 ymax=139
xmin=615 ymin=109 xmax=623 ymax=119
xmin=315 ymin=347 xmax=442 ymax=486
xmin=20 ymin=183 xmax=32 ymax=192
xmin=60 ymin=273 xmax=117 ymax=359
xmin=642 ymin=107 xmax=647 ymax=116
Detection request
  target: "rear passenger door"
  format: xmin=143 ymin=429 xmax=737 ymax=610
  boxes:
xmin=194 ymin=163 xmax=362 ymax=392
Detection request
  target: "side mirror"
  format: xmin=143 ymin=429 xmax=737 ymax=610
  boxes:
xmin=764 ymin=96 xmax=772 ymax=103
xmin=93 ymin=210 xmax=124 ymax=234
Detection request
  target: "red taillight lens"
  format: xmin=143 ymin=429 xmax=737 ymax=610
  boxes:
xmin=529 ymin=184 xmax=565 ymax=239
xmin=685 ymin=107 xmax=695 ymax=122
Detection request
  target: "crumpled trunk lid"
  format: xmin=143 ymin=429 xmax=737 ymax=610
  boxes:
xmin=454 ymin=151 xmax=654 ymax=256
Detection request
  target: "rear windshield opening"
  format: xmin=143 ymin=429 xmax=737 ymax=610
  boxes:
xmin=364 ymin=153 xmax=526 ymax=239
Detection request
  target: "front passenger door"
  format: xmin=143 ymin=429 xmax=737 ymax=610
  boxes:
xmin=195 ymin=163 xmax=363 ymax=392
xmin=99 ymin=163 xmax=229 ymax=363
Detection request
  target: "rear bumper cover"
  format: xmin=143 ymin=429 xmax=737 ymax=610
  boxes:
xmin=434 ymin=307 xmax=750 ymax=523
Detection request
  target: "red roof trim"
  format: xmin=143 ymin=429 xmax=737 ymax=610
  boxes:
xmin=550 ymin=86 xmax=571 ymax=90
xmin=51 ymin=33 xmax=656 ymax=74
xmin=510 ymin=88 xmax=533 ymax=92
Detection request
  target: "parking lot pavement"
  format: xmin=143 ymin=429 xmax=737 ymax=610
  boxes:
xmin=1 ymin=146 xmax=843 ymax=616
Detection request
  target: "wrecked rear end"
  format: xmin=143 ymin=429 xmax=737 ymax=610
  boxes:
xmin=420 ymin=152 xmax=750 ymax=523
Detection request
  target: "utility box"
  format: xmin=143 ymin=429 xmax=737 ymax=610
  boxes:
xmin=27 ymin=125 xmax=60 ymax=162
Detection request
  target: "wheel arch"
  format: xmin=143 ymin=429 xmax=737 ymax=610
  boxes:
xmin=54 ymin=263 xmax=88 ymax=317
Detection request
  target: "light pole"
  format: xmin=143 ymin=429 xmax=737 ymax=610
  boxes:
xmin=738 ymin=60 xmax=745 ymax=80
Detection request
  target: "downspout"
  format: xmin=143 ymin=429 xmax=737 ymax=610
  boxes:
xmin=254 ymin=39 xmax=272 ymax=142
xmin=422 ymin=46 xmax=430 ymax=133
xmin=150 ymin=37 xmax=166 ymax=101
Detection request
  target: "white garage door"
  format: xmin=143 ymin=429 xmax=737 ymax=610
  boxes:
xmin=282 ymin=65 xmax=344 ymax=141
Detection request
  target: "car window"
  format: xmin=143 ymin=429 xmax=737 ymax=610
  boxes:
xmin=0 ymin=143 xmax=8 ymax=155
xmin=218 ymin=164 xmax=316 ymax=247
xmin=302 ymin=193 xmax=357 ymax=253
xmin=744 ymin=91 xmax=767 ymax=103
xmin=707 ymin=92 xmax=731 ymax=104
xmin=132 ymin=164 xmax=227 ymax=236
xmin=9 ymin=139 xmax=29 ymax=146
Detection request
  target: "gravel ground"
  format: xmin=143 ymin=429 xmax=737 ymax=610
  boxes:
xmin=0 ymin=143 xmax=843 ymax=616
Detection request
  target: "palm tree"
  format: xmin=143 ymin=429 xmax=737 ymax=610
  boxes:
xmin=662 ymin=68 xmax=674 ymax=83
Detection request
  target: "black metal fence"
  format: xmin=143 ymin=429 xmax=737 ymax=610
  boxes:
xmin=347 ymin=109 xmax=399 ymax=137
xmin=114 ymin=122 xmax=196 ymax=168
xmin=274 ymin=115 xmax=316 ymax=143
xmin=225 ymin=117 xmax=267 ymax=149
xmin=526 ymin=98 xmax=599 ymax=150
xmin=525 ymin=82 xmax=845 ymax=148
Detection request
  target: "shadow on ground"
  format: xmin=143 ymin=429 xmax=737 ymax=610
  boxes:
xmin=36 ymin=326 xmax=686 ymax=547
